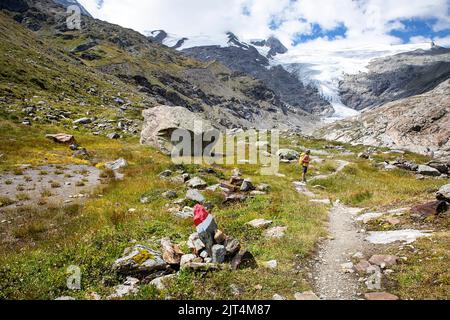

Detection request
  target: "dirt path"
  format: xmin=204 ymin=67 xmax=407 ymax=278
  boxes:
xmin=312 ymin=203 xmax=368 ymax=300
xmin=293 ymin=160 xmax=371 ymax=300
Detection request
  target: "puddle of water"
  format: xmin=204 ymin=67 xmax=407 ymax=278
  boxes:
xmin=365 ymin=229 xmax=433 ymax=244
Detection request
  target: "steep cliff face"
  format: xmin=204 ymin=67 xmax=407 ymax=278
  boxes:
xmin=318 ymin=79 xmax=450 ymax=158
xmin=182 ymin=34 xmax=332 ymax=115
xmin=148 ymin=30 xmax=332 ymax=114
xmin=339 ymin=46 xmax=450 ymax=111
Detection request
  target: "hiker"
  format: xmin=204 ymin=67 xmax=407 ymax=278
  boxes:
xmin=300 ymin=150 xmax=311 ymax=183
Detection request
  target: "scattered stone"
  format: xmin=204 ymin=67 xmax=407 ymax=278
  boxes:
xmin=369 ymin=255 xmax=399 ymax=268
xmin=427 ymin=160 xmax=449 ymax=174
xmin=264 ymin=226 xmax=287 ymax=239
xmin=160 ymin=238 xmax=184 ymax=265
xmin=107 ymin=133 xmax=120 ymax=140
xmin=225 ymin=238 xmax=241 ymax=257
xmin=352 ymin=252 xmax=365 ymax=260
xmin=214 ymin=229 xmax=227 ymax=244
xmin=240 ymin=179 xmax=255 ymax=192
xmin=436 ymin=184 xmax=450 ymax=202
xmin=112 ymin=245 xmax=167 ymax=276
xmin=55 ymin=296 xmax=76 ymax=301
xmin=73 ymin=117 xmax=92 ymax=125
xmin=364 ymin=292 xmax=399 ymax=301
xmin=417 ymin=165 xmax=441 ymax=177
xmin=294 ymin=291 xmax=319 ymax=301
xmin=224 ymin=193 xmax=247 ymax=203
xmin=181 ymin=262 xmax=219 ymax=272
xmin=265 ymin=260 xmax=278 ymax=269
xmin=411 ymin=201 xmax=448 ymax=219
xmin=186 ymin=177 xmax=207 ymax=189
xmin=230 ymin=176 xmax=244 ymax=186
xmin=354 ymin=260 xmax=372 ymax=274
xmin=159 ymin=170 xmax=173 ymax=178
xmin=250 ymin=191 xmax=266 ymax=196
xmin=356 ymin=211 xmax=385 ymax=224
xmin=105 ymin=158 xmax=128 ymax=171
xmin=109 ymin=277 xmax=140 ymax=299
xmin=45 ymin=133 xmax=75 ymax=145
xmin=341 ymin=262 xmax=355 ymax=273
xmin=73 ymin=148 xmax=89 ymax=159
xmin=173 ymin=206 xmax=194 ymax=219
xmin=358 ymin=152 xmax=370 ymax=159
xmin=162 ymin=190 xmax=178 ymax=199
xmin=187 ymin=233 xmax=205 ymax=253
xmin=150 ymin=274 xmax=176 ymax=291
xmin=186 ymin=189 xmax=205 ymax=204
xmin=180 ymin=254 xmax=197 ymax=267
xmin=272 ymin=294 xmax=286 ymax=300
xmin=247 ymin=219 xmax=273 ymax=229
xmin=211 ymin=245 xmax=226 ymax=263
xmin=256 ymin=183 xmax=270 ymax=192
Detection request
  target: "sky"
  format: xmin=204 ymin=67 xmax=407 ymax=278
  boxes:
xmin=77 ymin=0 xmax=450 ymax=50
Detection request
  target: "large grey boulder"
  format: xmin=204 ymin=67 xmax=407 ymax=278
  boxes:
xmin=418 ymin=165 xmax=441 ymax=177
xmin=140 ymin=106 xmax=220 ymax=155
xmin=437 ymin=184 xmax=450 ymax=202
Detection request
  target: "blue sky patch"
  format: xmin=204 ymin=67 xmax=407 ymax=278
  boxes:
xmin=390 ymin=18 xmax=450 ymax=43
xmin=292 ymin=23 xmax=347 ymax=46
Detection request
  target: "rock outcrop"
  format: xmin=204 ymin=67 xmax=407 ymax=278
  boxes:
xmin=339 ymin=46 xmax=450 ymax=111
xmin=318 ymin=79 xmax=450 ymax=158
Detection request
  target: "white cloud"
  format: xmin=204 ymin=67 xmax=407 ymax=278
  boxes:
xmin=78 ymin=0 xmax=449 ymax=50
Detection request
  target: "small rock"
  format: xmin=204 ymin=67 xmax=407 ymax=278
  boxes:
xmin=417 ymin=165 xmax=441 ymax=177
xmin=187 ymin=233 xmax=205 ymax=253
xmin=105 ymin=158 xmax=128 ymax=171
xmin=112 ymin=245 xmax=167 ymax=276
xmin=354 ymin=260 xmax=372 ymax=274
xmin=186 ymin=189 xmax=205 ymax=204
xmin=186 ymin=177 xmax=207 ymax=189
xmin=273 ymin=294 xmax=286 ymax=300
xmin=211 ymin=245 xmax=226 ymax=263
xmin=55 ymin=296 xmax=76 ymax=300
xmin=341 ymin=262 xmax=355 ymax=273
xmin=264 ymin=226 xmax=287 ymax=239
xmin=73 ymin=117 xmax=92 ymax=125
xmin=109 ymin=277 xmax=140 ymax=299
xmin=265 ymin=260 xmax=278 ymax=269
xmin=225 ymin=238 xmax=241 ymax=257
xmin=231 ymin=249 xmax=257 ymax=270
xmin=214 ymin=229 xmax=227 ymax=244
xmin=364 ymin=292 xmax=399 ymax=301
xmin=180 ymin=254 xmax=197 ymax=267
xmin=256 ymin=183 xmax=270 ymax=192
xmin=162 ymin=190 xmax=177 ymax=199
xmin=240 ymin=179 xmax=255 ymax=192
xmin=160 ymin=238 xmax=184 ymax=265
xmin=150 ymin=274 xmax=176 ymax=291
xmin=247 ymin=219 xmax=273 ymax=229
xmin=294 ymin=291 xmax=319 ymax=300
xmin=369 ymin=255 xmax=399 ymax=268
xmin=159 ymin=170 xmax=173 ymax=178
xmin=353 ymin=252 xmax=365 ymax=260
xmin=107 ymin=133 xmax=120 ymax=139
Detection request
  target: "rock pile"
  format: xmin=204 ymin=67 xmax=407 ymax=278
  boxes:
xmin=380 ymin=158 xmax=449 ymax=178
xmin=110 ymin=205 xmax=256 ymax=297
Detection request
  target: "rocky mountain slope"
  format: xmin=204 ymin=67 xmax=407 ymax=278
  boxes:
xmin=0 ymin=0 xmax=318 ymax=133
xmin=150 ymin=31 xmax=332 ymax=115
xmin=317 ymin=79 xmax=450 ymax=158
xmin=339 ymin=45 xmax=450 ymax=111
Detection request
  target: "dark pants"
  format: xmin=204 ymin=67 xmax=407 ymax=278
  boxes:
xmin=302 ymin=166 xmax=308 ymax=174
